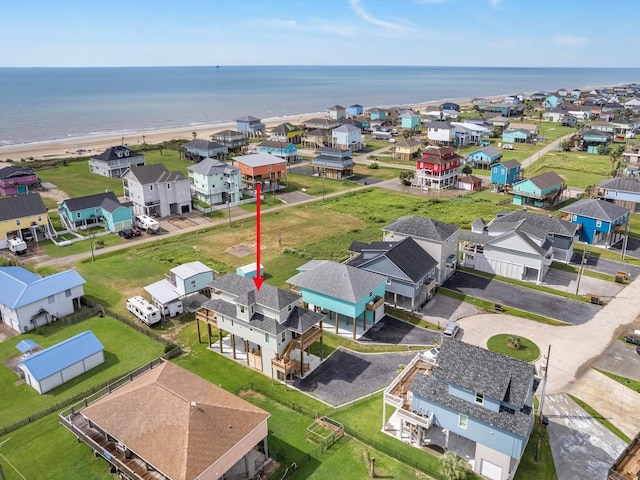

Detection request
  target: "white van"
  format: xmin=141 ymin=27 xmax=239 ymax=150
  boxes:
xmin=135 ymin=214 xmax=160 ymax=233
xmin=8 ymin=237 xmax=27 ymax=255
xmin=126 ymin=296 xmax=161 ymax=325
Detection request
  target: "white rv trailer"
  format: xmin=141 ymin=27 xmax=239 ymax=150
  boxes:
xmin=126 ymin=296 xmax=161 ymax=325
xmin=8 ymin=237 xmax=27 ymax=255
xmin=135 ymin=214 xmax=160 ymax=233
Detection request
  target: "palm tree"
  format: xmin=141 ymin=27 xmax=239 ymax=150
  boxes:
xmin=531 ymin=425 xmax=548 ymax=462
xmin=507 ymin=334 xmax=522 ymax=349
xmin=192 ymin=131 xmax=197 ymax=140
xmin=440 ymin=451 xmax=467 ymax=480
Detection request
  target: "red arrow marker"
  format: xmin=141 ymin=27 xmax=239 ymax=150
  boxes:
xmin=253 ymin=183 xmax=264 ymax=291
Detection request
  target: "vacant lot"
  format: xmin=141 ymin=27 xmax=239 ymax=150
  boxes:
xmin=524 ymin=150 xmax=611 ymax=189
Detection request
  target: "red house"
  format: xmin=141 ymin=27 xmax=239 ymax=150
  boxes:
xmin=416 ymin=146 xmax=461 ymax=191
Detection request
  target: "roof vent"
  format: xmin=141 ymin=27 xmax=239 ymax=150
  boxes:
xmin=191 ymin=401 xmax=197 ymax=407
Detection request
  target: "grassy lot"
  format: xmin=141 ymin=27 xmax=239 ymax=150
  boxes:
xmin=0 ymin=315 xmax=164 ymax=426
xmin=369 ymin=155 xmax=415 ymax=167
xmin=486 ymin=334 xmax=541 ymax=362
xmin=353 ymin=163 xmax=404 ymax=180
xmin=524 ymin=150 xmax=611 ymax=190
xmin=514 ymin=422 xmax=557 ymax=480
xmin=567 ymin=394 xmax=631 ymax=443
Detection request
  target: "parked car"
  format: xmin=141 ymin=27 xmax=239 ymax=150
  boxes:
xmin=624 ymin=330 xmax=640 ymax=345
xmin=425 ymin=347 xmax=440 ymax=360
xmin=636 ymin=345 xmax=640 ymax=355
xmin=443 ymin=322 xmax=460 ymax=339
xmin=21 ymin=229 xmax=34 ymax=242
xmin=118 ymin=228 xmax=141 ymax=239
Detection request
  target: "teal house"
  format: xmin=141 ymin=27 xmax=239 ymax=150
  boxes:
xmin=400 ymin=111 xmax=420 ymax=129
xmin=368 ymin=108 xmax=387 ymax=120
xmin=236 ymin=262 xmax=264 ymax=279
xmin=511 ymin=171 xmax=565 ymax=208
xmin=255 ymin=140 xmax=299 ymax=164
xmin=287 ymin=260 xmax=386 ymax=339
xmin=544 ymin=95 xmax=563 ymax=108
xmin=58 ymin=191 xmax=134 ymax=232
xmin=502 ymin=129 xmax=531 ymax=144
xmin=468 ymin=146 xmax=502 ymax=169
xmin=491 ymin=160 xmax=521 ymax=186
xmin=560 ymin=198 xmax=630 ymax=248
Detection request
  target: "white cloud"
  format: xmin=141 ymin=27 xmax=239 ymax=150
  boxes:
xmin=554 ymin=35 xmax=588 ymax=47
xmin=349 ymin=0 xmax=415 ymax=34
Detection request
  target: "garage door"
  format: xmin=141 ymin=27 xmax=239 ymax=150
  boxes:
xmin=480 ymin=459 xmax=502 ymax=480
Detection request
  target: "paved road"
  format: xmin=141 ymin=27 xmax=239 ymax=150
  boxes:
xmin=570 ymin=250 xmax=640 ymax=279
xmin=610 ymin=236 xmax=640 ymax=260
xmin=443 ymin=271 xmax=601 ymax=324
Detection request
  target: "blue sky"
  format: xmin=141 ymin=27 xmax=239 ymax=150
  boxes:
xmin=1 ymin=0 xmax=638 ymax=68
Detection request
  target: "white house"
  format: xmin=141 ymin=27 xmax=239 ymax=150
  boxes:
xmin=424 ymin=121 xmax=456 ymax=145
xmin=89 ymin=146 xmax=145 ymax=178
xmin=332 ymin=124 xmax=364 ymax=151
xmin=17 ymin=330 xmax=104 ymax=394
xmin=0 ymin=267 xmax=86 ymax=334
xmin=122 ymin=164 xmax=192 ymax=217
xmin=144 ymin=261 xmax=214 ymax=317
xmin=187 ymin=157 xmax=242 ymax=207
xmin=327 ymin=104 xmax=347 ymax=120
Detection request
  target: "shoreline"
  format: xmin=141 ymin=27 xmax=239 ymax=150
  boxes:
xmin=0 ymin=81 xmax=623 ymax=163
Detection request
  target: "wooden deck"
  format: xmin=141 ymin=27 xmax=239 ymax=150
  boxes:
xmin=389 ymin=359 xmax=434 ymax=412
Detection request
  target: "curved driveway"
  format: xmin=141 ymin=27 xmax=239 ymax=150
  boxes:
xmin=443 ymin=271 xmax=600 ymax=324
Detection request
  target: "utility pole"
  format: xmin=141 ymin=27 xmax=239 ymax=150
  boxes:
xmin=538 ymin=345 xmax=551 ymax=423
xmin=575 ymin=247 xmax=588 ymax=296
xmin=89 ymin=233 xmax=95 ymax=262
xmin=622 ymin=222 xmax=630 ymax=260
xmin=322 ymin=168 xmax=326 ymax=202
xmin=227 ymin=199 xmax=232 ymax=226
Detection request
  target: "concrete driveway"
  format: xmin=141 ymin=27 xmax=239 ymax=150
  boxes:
xmin=570 ymin=251 xmax=640 ymax=278
xmin=443 ymin=271 xmax=600 ymax=324
xmin=542 ymin=267 xmax=624 ymax=300
xmin=544 ymin=393 xmax=626 ymax=480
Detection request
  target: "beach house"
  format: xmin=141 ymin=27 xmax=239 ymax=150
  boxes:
xmin=511 ymin=171 xmax=565 ymax=208
xmin=254 ymin=140 xmax=299 ymax=164
xmin=415 ymin=146 xmax=461 ymax=191
xmin=560 ymin=198 xmax=630 ymax=247
xmin=231 ymin=153 xmax=287 ymax=192
xmin=424 ymin=121 xmax=455 ymax=146
xmin=393 ymin=139 xmax=422 ymax=161
xmin=327 ymin=105 xmax=347 ymax=120
xmin=332 ymin=123 xmax=364 ymax=151
xmin=214 ymin=129 xmax=249 ymax=153
xmin=187 ymin=157 xmax=242 ymax=208
xmin=0 ymin=266 xmax=86 ymax=334
xmin=348 ymin=104 xmax=364 ymax=116
xmin=122 ymin=164 xmax=192 ymax=217
xmin=58 ymin=191 xmax=134 ymax=233
xmin=179 ymin=139 xmax=228 ymax=162
xmin=491 ymin=160 xmax=521 ymax=187
xmin=0 ymin=166 xmax=41 ymax=196
xmin=0 ymin=193 xmax=52 ymax=249
xmin=400 ymin=111 xmax=421 ymax=130
xmin=467 ymin=146 xmax=502 ymax=170
xmin=235 ymin=115 xmax=266 ymax=137
xmin=89 ymin=145 xmax=145 ymax=178
xmin=597 ymin=177 xmax=640 ymax=212
xmin=311 ymin=147 xmax=354 ymax=179
xmin=269 ymin=123 xmax=303 ymax=144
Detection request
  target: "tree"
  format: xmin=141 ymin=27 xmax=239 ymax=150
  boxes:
xmin=440 ymin=451 xmax=467 ymax=480
xmin=399 ymin=170 xmax=414 ymax=186
xmin=462 ymin=164 xmax=473 ymax=175
xmin=403 ymin=129 xmax=413 ymax=140
xmin=506 ymin=334 xmax=522 ymax=349
xmin=531 ymin=425 xmax=548 ymax=463
xmin=192 ymin=131 xmax=197 ymax=139
xmin=560 ymin=140 xmax=571 ymax=151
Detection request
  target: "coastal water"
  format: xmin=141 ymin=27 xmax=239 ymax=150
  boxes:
xmin=1 ymin=66 xmax=639 ymax=146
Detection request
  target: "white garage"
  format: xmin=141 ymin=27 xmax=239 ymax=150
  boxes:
xmin=479 ymin=459 xmax=503 ymax=480
xmin=17 ymin=330 xmax=105 ymax=394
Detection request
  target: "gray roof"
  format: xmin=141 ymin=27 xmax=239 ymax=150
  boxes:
xmin=0 ymin=166 xmax=36 ymax=180
xmin=258 ymin=140 xmax=292 ymax=149
xmin=236 ymin=115 xmax=261 ymax=122
xmin=499 ymin=159 xmax=521 ymax=170
xmin=350 ymin=237 xmax=437 ymax=283
xmin=0 ymin=193 xmax=47 ymax=221
xmin=425 ymin=121 xmax=452 ymax=129
xmin=125 ymin=164 xmax=186 ymax=184
xmin=287 ymin=260 xmax=386 ymax=304
xmin=491 ymin=210 xmax=577 ymax=237
xmin=100 ymin=196 xmax=131 ymax=213
xmin=383 ymin=216 xmax=458 ymax=242
xmin=479 ymin=146 xmax=501 ymax=157
xmin=519 ymin=171 xmax=564 ymax=190
xmin=209 ymin=273 xmax=299 ymax=311
xmin=187 ymin=158 xmax=239 ymax=176
xmin=333 ymin=124 xmax=360 ymax=133
xmin=598 ymin=177 xmax=640 ymax=194
xmin=92 ymin=145 xmax=142 ymax=162
xmin=232 ymin=153 xmax=286 ymax=168
xmin=182 ymin=139 xmax=226 ymax=151
xmin=560 ymin=198 xmax=630 ymax=222
xmin=411 ymin=338 xmax=536 ymax=437
xmin=62 ymin=191 xmax=119 ymax=212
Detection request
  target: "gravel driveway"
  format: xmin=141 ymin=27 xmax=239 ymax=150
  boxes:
xmin=294 ymin=348 xmax=418 ymax=407
xmin=443 ymin=271 xmax=600 ymax=324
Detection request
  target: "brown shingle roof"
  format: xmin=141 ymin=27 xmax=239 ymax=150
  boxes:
xmin=81 ymin=361 xmax=269 ymax=480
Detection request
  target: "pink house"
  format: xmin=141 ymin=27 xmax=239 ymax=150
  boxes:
xmin=0 ymin=166 xmax=41 ymax=196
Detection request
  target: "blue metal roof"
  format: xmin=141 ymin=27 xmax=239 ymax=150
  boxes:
xmin=15 ymin=339 xmax=40 ymax=353
xmin=0 ymin=267 xmax=86 ymax=309
xmin=17 ymin=331 xmax=104 ymax=382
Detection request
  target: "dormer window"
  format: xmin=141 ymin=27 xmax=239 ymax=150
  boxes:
xmin=475 ymin=393 xmax=484 ymax=405
xmin=240 ymin=306 xmax=245 ymax=314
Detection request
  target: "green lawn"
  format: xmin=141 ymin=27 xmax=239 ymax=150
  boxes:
xmin=486 ymin=334 xmax=541 ymax=362
xmin=0 ymin=316 xmax=164 ymax=426
xmin=524 ymin=150 xmax=611 ymax=190
xmin=513 ymin=422 xmax=557 ymax=480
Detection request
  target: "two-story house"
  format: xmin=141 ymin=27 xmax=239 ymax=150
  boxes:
xmin=393 ymin=139 xmax=421 ymax=161
xmin=424 ymin=121 xmax=455 ymax=146
xmin=58 ymin=191 xmax=134 ymax=233
xmin=287 ymin=260 xmax=386 ymax=340
xmin=0 ymin=166 xmax=41 ymax=196
xmin=467 ymin=146 xmax=502 ymax=170
xmin=179 ymin=139 xmax=228 ymax=162
xmin=311 ymin=147 xmax=354 ymax=179
xmin=0 ymin=193 xmax=52 ymax=249
xmin=254 ymin=140 xmax=299 ymax=164
xmin=331 ymin=124 xmax=364 ymax=151
xmin=597 ymin=177 xmax=640 ymax=212
xmin=560 ymin=198 xmax=630 ymax=248
xmin=511 ymin=171 xmax=565 ymax=208
xmin=187 ymin=157 xmax=242 ymax=208
xmin=195 ymin=273 xmax=325 ymax=382
xmin=415 ymin=146 xmax=461 ymax=191
xmin=327 ymin=105 xmax=347 ymax=120
xmin=89 ymin=145 xmax=145 ymax=178
xmin=269 ymin=123 xmax=304 ymax=144
xmin=214 ymin=129 xmax=249 ymax=153
xmin=122 ymin=164 xmax=192 ymax=217
xmin=235 ymin=116 xmax=265 ymax=137
xmin=302 ymin=118 xmax=340 ymax=131
xmin=231 ymin=153 xmax=287 ymax=192
xmin=491 ymin=160 xmax=521 ymax=187
xmin=383 ymin=339 xmax=538 ymax=480
xmin=0 ymin=266 xmax=86 ymax=333
xmin=400 ymin=111 xmax=421 ymax=130
xmin=346 ymin=237 xmax=437 ymax=311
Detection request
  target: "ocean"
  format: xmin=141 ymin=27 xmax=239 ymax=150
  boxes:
xmin=1 ymin=65 xmax=639 ymax=146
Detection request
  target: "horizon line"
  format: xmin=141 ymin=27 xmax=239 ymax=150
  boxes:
xmin=0 ymin=64 xmax=639 ymax=69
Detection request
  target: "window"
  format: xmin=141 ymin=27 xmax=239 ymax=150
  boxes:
xmin=288 ymin=305 xmax=292 ymax=311
xmin=268 ymin=165 xmax=272 ymax=171
xmin=77 ymin=212 xmax=81 ymax=218
xmin=369 ymin=292 xmax=373 ymax=297
xmin=167 ymin=183 xmax=171 ymax=190
xmin=48 ymin=295 xmax=55 ymax=304
xmin=458 ymin=414 xmax=468 ymax=429
xmin=149 ymin=185 xmax=154 ymax=191
xmin=572 ymin=214 xmax=577 ymax=222
xmin=281 ymin=331 xmax=286 ymax=343
xmin=596 ymin=220 xmax=602 ymax=228
xmin=265 ymin=332 xmax=270 ymax=343
xmin=65 ymin=289 xmax=72 ymax=297
xmin=501 ymin=168 xmax=505 ymax=174
xmin=37 ymin=215 xmax=42 ymax=222
xmin=240 ymin=305 xmax=245 ymax=314
xmin=191 ymin=280 xmax=196 ymax=287
xmin=386 ymin=277 xmax=391 ymax=285
xmin=475 ymin=392 xmax=484 ymax=405
xmin=16 ymin=219 xmax=20 ymax=226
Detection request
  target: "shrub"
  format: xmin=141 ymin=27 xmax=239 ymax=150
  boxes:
xmin=368 ymin=162 xmax=379 ymax=169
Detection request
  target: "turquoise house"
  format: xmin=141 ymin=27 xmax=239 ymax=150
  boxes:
xmin=468 ymin=146 xmax=502 ymax=169
xmin=255 ymin=140 xmax=299 ymax=164
xmin=511 ymin=171 xmax=564 ymax=208
xmin=287 ymin=260 xmax=386 ymax=339
xmin=502 ymin=129 xmax=531 ymax=144
xmin=368 ymin=108 xmax=387 ymax=120
xmin=348 ymin=104 xmax=364 ymax=116
xmin=491 ymin=160 xmax=521 ymax=186
xmin=544 ymin=95 xmax=563 ymax=108
xmin=236 ymin=262 xmax=264 ymax=278
xmin=58 ymin=191 xmax=134 ymax=232
xmin=400 ymin=111 xmax=420 ymax=129
xmin=560 ymin=198 xmax=630 ymax=247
